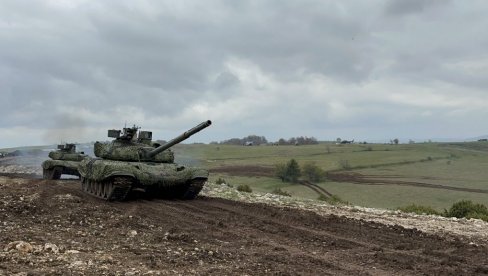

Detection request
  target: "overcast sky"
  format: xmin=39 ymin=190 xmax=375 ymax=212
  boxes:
xmin=1 ymin=0 xmax=488 ymax=148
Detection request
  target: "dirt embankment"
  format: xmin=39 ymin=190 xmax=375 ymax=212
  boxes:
xmin=1 ymin=174 xmax=488 ymax=275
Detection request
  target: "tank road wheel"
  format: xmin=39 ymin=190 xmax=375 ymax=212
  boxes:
xmin=97 ymin=182 xmax=102 ymax=197
xmin=180 ymin=179 xmax=207 ymax=200
xmin=88 ymin=180 xmax=95 ymax=194
xmin=100 ymin=182 xmax=107 ymax=199
xmin=94 ymin=181 xmax=103 ymax=198
xmin=81 ymin=177 xmax=87 ymax=191
xmin=80 ymin=176 xmax=133 ymax=201
xmin=104 ymin=182 xmax=113 ymax=200
xmin=87 ymin=180 xmax=93 ymax=193
xmin=43 ymin=167 xmax=62 ymax=180
xmin=98 ymin=182 xmax=108 ymax=199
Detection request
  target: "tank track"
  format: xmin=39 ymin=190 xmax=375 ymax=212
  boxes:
xmin=43 ymin=167 xmax=62 ymax=180
xmin=81 ymin=176 xmax=132 ymax=201
xmin=180 ymin=179 xmax=206 ymax=200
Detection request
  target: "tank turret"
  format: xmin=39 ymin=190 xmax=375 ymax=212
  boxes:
xmin=48 ymin=143 xmax=86 ymax=161
xmin=93 ymin=121 xmax=211 ymax=163
xmin=78 ymin=120 xmax=212 ymax=201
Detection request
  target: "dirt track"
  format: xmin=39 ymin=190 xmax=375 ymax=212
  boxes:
xmin=327 ymin=172 xmax=488 ymax=194
xmin=1 ymin=175 xmax=488 ymax=275
xmin=209 ymin=165 xmax=488 ymax=195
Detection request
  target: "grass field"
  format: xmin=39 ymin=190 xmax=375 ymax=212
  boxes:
xmin=3 ymin=141 xmax=487 ymax=211
xmin=174 ymin=142 xmax=488 ymax=210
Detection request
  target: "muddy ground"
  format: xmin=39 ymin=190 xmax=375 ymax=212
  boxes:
xmin=1 ymin=174 xmax=488 ymax=275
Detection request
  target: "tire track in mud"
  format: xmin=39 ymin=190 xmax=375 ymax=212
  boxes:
xmin=298 ymin=180 xmax=333 ymax=197
xmin=3 ymin=175 xmax=488 ymax=275
xmin=328 ymin=172 xmax=488 ymax=194
xmin=111 ymin=195 xmax=488 ymax=274
xmin=116 ymin=199 xmax=386 ymax=274
xmin=106 ymin=198 xmax=360 ymax=274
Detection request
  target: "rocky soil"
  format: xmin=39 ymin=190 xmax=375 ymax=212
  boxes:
xmin=1 ymin=157 xmax=488 ymax=275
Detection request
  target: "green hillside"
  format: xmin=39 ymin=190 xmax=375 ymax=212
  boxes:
xmin=174 ymin=142 xmax=488 ymax=210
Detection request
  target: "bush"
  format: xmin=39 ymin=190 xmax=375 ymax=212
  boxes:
xmin=275 ymin=163 xmax=287 ymax=182
xmin=318 ymin=194 xmax=348 ymax=205
xmin=216 ymin=177 xmax=232 ymax=187
xmin=236 ymin=184 xmax=252 ymax=193
xmin=398 ymin=204 xmax=441 ymax=216
xmin=285 ymin=159 xmax=301 ymax=182
xmin=275 ymin=159 xmax=301 ymax=183
xmin=396 ymin=201 xmax=488 ymax=222
xmin=272 ymin=188 xmax=291 ymax=197
xmin=302 ymin=162 xmax=325 ymax=182
xmin=444 ymin=200 xmax=488 ymax=221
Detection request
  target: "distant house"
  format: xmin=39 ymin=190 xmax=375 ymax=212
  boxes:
xmin=244 ymin=141 xmax=254 ymax=146
xmin=340 ymin=139 xmax=354 ymax=144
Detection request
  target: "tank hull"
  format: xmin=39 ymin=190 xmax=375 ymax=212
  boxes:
xmin=41 ymin=159 xmax=81 ymax=179
xmin=78 ymin=158 xmax=208 ymax=200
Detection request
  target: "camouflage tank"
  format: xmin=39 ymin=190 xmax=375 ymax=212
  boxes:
xmin=42 ymin=143 xmax=87 ymax=179
xmin=78 ymin=120 xmax=212 ymax=201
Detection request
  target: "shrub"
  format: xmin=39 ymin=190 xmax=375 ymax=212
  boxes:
xmin=236 ymin=184 xmax=252 ymax=193
xmin=275 ymin=163 xmax=287 ymax=182
xmin=216 ymin=177 xmax=232 ymax=187
xmin=318 ymin=194 xmax=348 ymax=205
xmin=302 ymin=162 xmax=325 ymax=182
xmin=285 ymin=159 xmax=301 ymax=182
xmin=397 ymin=201 xmax=488 ymax=222
xmin=272 ymin=188 xmax=291 ymax=197
xmin=444 ymin=200 xmax=488 ymax=221
xmin=398 ymin=204 xmax=441 ymax=216
xmin=274 ymin=159 xmax=301 ymax=183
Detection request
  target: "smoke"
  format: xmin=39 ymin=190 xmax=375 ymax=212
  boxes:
xmin=0 ymin=148 xmax=49 ymax=177
xmin=42 ymin=114 xmax=89 ymax=144
xmin=172 ymin=146 xmax=203 ymax=167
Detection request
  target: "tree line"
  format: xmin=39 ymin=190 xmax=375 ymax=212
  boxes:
xmin=212 ymin=135 xmax=318 ymax=146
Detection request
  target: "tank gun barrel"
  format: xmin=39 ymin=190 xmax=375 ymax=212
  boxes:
xmin=147 ymin=120 xmax=212 ymax=158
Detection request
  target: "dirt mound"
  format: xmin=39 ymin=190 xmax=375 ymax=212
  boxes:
xmin=1 ymin=175 xmax=487 ymax=275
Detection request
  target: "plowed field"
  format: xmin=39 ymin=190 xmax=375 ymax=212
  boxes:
xmin=1 ymin=174 xmax=488 ymax=275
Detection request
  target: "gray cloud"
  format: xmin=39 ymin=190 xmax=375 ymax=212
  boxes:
xmin=384 ymin=0 xmax=449 ymax=16
xmin=1 ymin=0 xmax=488 ymax=147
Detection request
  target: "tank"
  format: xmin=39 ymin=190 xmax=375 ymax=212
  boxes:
xmin=78 ymin=120 xmax=212 ymax=201
xmin=42 ymin=143 xmax=87 ymax=179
